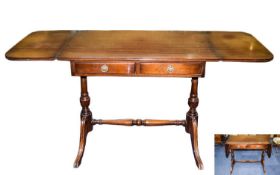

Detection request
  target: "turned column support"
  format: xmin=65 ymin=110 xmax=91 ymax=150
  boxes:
xmin=186 ymin=77 xmax=203 ymax=169
xmin=186 ymin=77 xmax=199 ymax=133
xmin=225 ymin=144 xmax=230 ymax=158
xmin=74 ymin=76 xmax=93 ymax=168
xmin=267 ymin=144 xmax=272 ymax=158
xmin=80 ymin=76 xmax=92 ymax=123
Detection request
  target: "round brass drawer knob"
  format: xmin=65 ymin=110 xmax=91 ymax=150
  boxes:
xmin=167 ymin=65 xmax=175 ymax=73
xmin=100 ymin=64 xmax=109 ymax=72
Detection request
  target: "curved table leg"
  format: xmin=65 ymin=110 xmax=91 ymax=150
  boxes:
xmin=74 ymin=76 xmax=93 ymax=168
xmin=188 ymin=116 xmax=204 ymax=169
xmin=230 ymin=151 xmax=235 ymax=175
xmin=186 ymin=77 xmax=204 ymax=169
xmin=261 ymin=151 xmax=266 ymax=174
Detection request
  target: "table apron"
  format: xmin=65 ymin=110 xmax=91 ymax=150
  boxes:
xmin=228 ymin=144 xmax=269 ymax=150
xmin=70 ymin=61 xmax=205 ymax=77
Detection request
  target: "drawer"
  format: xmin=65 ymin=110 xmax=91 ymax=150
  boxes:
xmin=71 ymin=62 xmax=135 ymax=76
xmin=231 ymin=144 xmax=266 ymax=150
xmin=138 ymin=62 xmax=205 ymax=77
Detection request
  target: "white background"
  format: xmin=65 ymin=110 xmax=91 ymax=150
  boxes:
xmin=0 ymin=0 xmax=279 ymax=175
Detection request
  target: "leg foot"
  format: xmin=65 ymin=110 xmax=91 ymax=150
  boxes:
xmin=261 ymin=151 xmax=266 ymax=174
xmin=189 ymin=117 xmax=204 ymax=169
xmin=230 ymin=151 xmax=235 ymax=175
xmin=74 ymin=116 xmax=93 ymax=168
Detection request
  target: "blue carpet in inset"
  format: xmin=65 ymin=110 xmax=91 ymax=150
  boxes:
xmin=215 ymin=145 xmax=280 ymax=175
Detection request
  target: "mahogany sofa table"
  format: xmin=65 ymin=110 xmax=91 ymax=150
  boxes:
xmin=5 ymin=30 xmax=273 ymax=170
xmin=225 ymin=135 xmax=272 ymax=175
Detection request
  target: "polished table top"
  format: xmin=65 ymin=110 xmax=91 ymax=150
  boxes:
xmin=226 ymin=135 xmax=270 ymax=145
xmin=5 ymin=30 xmax=273 ymax=62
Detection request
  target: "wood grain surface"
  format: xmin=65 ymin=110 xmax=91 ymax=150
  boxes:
xmin=6 ymin=30 xmax=273 ymax=62
xmin=226 ymin=135 xmax=271 ymax=145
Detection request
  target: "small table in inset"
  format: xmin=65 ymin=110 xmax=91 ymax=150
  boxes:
xmin=225 ymin=135 xmax=272 ymax=174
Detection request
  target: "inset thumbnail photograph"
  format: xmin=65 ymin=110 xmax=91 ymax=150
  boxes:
xmin=215 ymin=134 xmax=280 ymax=175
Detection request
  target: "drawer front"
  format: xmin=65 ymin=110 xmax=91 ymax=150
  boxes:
xmin=230 ymin=144 xmax=267 ymax=150
xmin=138 ymin=62 xmax=205 ymax=77
xmin=71 ymin=62 xmax=135 ymax=76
